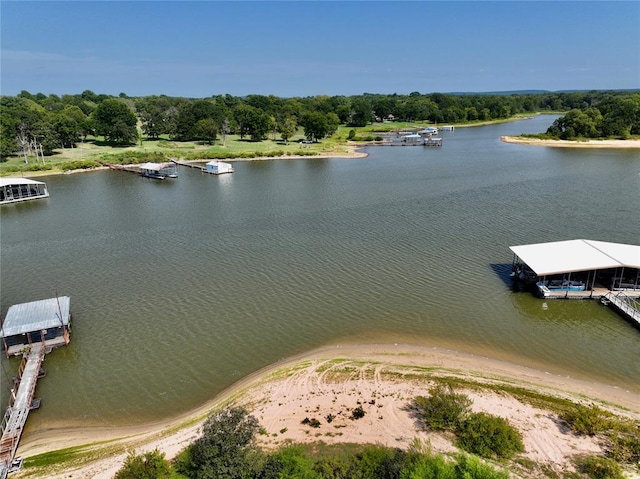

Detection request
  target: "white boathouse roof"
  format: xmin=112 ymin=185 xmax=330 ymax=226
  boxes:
xmin=0 ymin=178 xmax=46 ymax=187
xmin=510 ymin=239 xmax=640 ymax=276
xmin=1 ymin=297 xmax=71 ymax=337
xmin=139 ymin=162 xmax=164 ymax=171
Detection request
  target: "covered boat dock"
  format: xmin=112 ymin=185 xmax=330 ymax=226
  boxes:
xmin=0 ymin=178 xmax=49 ymax=205
xmin=0 ymin=296 xmax=71 ymax=357
xmin=510 ymin=239 xmax=640 ymax=324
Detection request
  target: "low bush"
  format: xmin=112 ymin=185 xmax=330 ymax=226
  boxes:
xmin=576 ymin=455 xmax=624 ymax=479
xmin=604 ymin=421 xmax=640 ymax=464
xmin=561 ymin=404 xmax=610 ymax=436
xmin=351 ymin=406 xmax=366 ymax=420
xmin=114 ymin=449 xmax=172 ymax=479
xmin=456 ymin=412 xmax=524 ymax=459
xmin=413 ymin=385 xmax=472 ymax=432
xmin=59 ymin=160 xmax=101 ymax=171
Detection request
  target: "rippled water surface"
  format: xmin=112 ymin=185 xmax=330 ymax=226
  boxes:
xmin=1 ymin=116 xmax=639 ymax=431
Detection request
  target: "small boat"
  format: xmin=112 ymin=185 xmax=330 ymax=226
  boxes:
xmin=537 ymin=280 xmax=586 ymax=293
xmin=418 ymin=127 xmax=439 ymax=136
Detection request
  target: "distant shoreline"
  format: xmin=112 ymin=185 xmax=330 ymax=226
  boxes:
xmin=501 ymin=136 xmax=640 ymax=148
xmin=6 ymin=147 xmax=369 ymax=179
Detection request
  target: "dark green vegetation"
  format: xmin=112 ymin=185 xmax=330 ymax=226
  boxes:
xmin=412 ymin=385 xmax=524 ymax=460
xmin=2 ymin=89 xmax=638 ymax=172
xmin=108 ymin=388 xmax=639 ymax=479
xmin=124 ymin=406 xmax=511 ymax=479
xmin=527 ymin=94 xmax=640 ymax=140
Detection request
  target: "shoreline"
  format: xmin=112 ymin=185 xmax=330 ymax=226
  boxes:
xmin=501 ymin=136 xmax=640 ymax=148
xmin=2 ymin=147 xmax=369 ymax=179
xmin=15 ymin=342 xmax=640 ymax=478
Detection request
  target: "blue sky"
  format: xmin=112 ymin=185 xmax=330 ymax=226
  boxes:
xmin=1 ymin=1 xmax=638 ymax=97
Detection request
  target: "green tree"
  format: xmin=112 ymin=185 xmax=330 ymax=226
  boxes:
xmin=93 ymin=98 xmax=138 ymax=144
xmin=114 ymin=449 xmax=172 ymax=479
xmin=174 ymin=99 xmax=217 ymax=141
xmin=195 ymin=118 xmax=218 ymax=144
xmin=183 ymin=406 xmax=260 ymax=479
xmin=52 ymin=113 xmax=80 ymax=148
xmin=299 ymin=111 xmax=333 ymax=142
xmin=349 ymin=98 xmax=373 ymax=127
xmin=278 ymin=116 xmax=297 ymax=143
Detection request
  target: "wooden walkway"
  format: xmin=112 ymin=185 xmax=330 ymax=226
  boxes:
xmin=107 ymin=164 xmax=141 ymax=174
xmin=0 ymin=343 xmax=45 ymax=479
xmin=170 ymin=159 xmax=202 ymax=169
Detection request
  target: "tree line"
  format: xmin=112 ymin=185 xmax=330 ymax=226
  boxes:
xmin=1 ymin=89 xmax=638 ymax=160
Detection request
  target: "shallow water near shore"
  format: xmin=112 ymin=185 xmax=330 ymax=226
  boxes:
xmin=1 ymin=115 xmax=639 ymax=434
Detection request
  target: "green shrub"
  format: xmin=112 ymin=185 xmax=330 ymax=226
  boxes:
xmin=456 ymin=412 xmax=524 ymax=459
xmin=356 ymin=445 xmax=409 ymax=479
xmin=413 ymin=385 xmax=472 ymax=432
xmin=114 ymin=449 xmax=172 ymax=479
xmin=399 ymin=453 xmax=456 ymax=479
xmin=258 ymin=445 xmax=319 ymax=479
xmin=454 ymin=453 xmax=510 ymax=479
xmin=351 ymin=406 xmax=366 ymax=420
xmin=59 ymin=160 xmax=101 ymax=171
xmin=301 ymin=417 xmax=321 ymax=428
xmin=347 ymin=129 xmax=356 ymax=140
xmin=1 ymin=162 xmax=53 ymax=173
xmin=101 ymin=151 xmax=167 ymax=165
xmin=605 ymin=422 xmax=640 ymax=463
xmin=576 ymin=456 xmax=623 ymax=479
xmin=561 ymin=404 xmax=610 ymax=436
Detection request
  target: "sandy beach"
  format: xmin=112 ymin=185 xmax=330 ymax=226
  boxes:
xmin=14 ymin=343 xmax=639 ymax=479
xmin=500 ymin=136 xmax=640 ymax=148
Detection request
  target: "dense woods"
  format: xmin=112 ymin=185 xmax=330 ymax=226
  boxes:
xmin=1 ymin=89 xmax=639 ymax=161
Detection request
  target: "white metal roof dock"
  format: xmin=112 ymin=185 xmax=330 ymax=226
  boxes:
xmin=509 ymin=239 xmax=640 ymax=276
xmin=0 ymin=178 xmax=49 ymax=205
xmin=1 ymin=297 xmax=70 ymax=338
xmin=509 ymin=240 xmax=640 ymax=326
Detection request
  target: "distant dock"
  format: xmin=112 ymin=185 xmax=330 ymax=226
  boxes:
xmin=171 ymin=159 xmax=234 ymax=175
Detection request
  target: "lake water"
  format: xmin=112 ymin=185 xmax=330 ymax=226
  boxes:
xmin=1 ymin=116 xmax=639 ymax=432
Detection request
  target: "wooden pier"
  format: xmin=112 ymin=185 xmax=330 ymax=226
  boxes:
xmin=107 ymin=163 xmax=141 ymax=174
xmin=170 ymin=159 xmax=202 ymax=170
xmin=0 ymin=343 xmax=45 ymax=478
